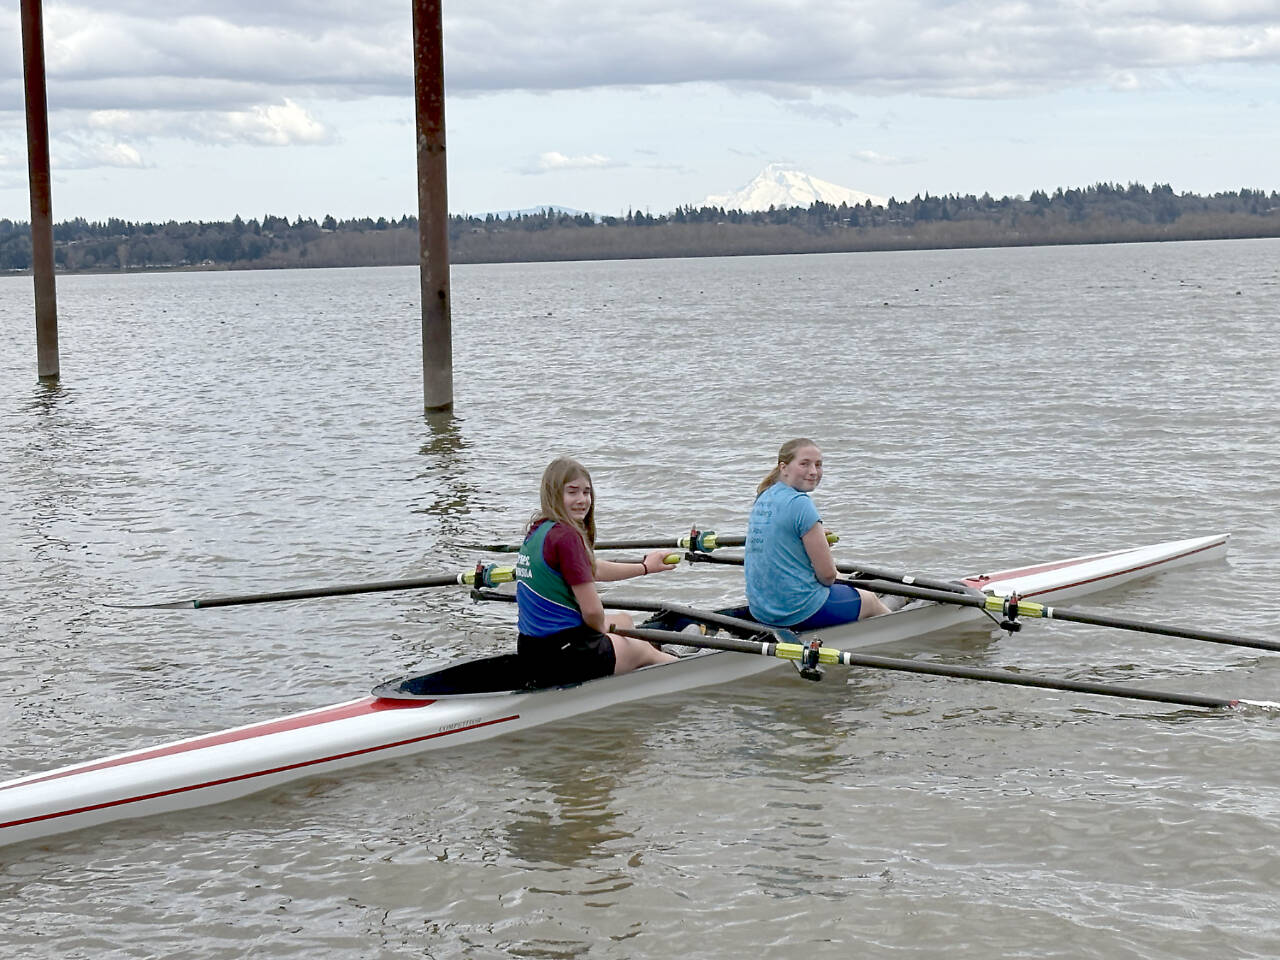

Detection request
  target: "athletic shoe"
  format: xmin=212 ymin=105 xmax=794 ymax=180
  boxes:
xmin=664 ymin=622 xmax=709 ymax=657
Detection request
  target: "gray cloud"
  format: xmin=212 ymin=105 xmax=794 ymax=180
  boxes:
xmin=4 ymin=2 xmax=1277 ymax=118
xmin=444 ymin=1 xmax=1280 ymax=96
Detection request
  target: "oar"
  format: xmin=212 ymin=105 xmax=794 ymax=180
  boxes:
xmin=615 ymin=626 xmax=1280 ymax=711
xmin=109 ymin=565 xmax=517 ymax=610
xmin=834 ymin=560 xmax=983 ymax=597
xmin=683 ymin=552 xmax=980 ymax=597
xmin=842 ymin=577 xmax=1280 ymax=655
xmin=471 ymin=588 xmax=766 ymax=637
xmin=461 ymin=529 xmax=838 ymax=554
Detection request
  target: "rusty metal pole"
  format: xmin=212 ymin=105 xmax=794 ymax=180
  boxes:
xmin=20 ymin=0 xmax=59 ymax=379
xmin=411 ymin=0 xmax=453 ymax=412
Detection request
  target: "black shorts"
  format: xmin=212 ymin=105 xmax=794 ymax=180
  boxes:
xmin=517 ymin=624 xmax=616 ymax=687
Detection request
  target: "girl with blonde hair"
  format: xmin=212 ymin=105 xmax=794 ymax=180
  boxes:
xmin=515 ymin=457 xmax=678 ymax=685
xmin=745 ymin=439 xmax=889 ymax=628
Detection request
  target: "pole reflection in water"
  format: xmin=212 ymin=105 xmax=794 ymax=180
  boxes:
xmin=414 ymin=410 xmax=480 ymax=542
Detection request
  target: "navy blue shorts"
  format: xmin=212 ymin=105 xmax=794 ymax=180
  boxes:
xmin=791 ymin=583 xmax=863 ymax=630
xmin=518 ymin=624 xmax=616 ymax=686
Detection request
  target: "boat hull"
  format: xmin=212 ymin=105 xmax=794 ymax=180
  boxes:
xmin=0 ymin=534 xmax=1228 ymax=848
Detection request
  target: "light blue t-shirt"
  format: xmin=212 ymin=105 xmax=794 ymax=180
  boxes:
xmin=745 ymin=481 xmax=827 ymax=626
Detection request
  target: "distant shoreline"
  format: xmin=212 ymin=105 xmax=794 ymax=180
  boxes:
xmin=8 ymin=223 xmax=1279 ymax=280
xmin=4 ymin=183 xmax=1278 ymax=275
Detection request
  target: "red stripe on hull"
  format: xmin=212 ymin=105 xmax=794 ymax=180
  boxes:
xmin=965 ymin=547 xmax=1133 ymax=585
xmin=1 ymin=711 xmax=520 ymax=833
xmin=0 ymin=696 xmax=432 ymax=793
xmin=964 ymin=538 xmax=1226 ymax=598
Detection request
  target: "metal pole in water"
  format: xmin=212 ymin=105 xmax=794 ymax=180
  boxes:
xmin=21 ymin=0 xmax=59 ymax=380
xmin=411 ymin=0 xmax=454 ymax=412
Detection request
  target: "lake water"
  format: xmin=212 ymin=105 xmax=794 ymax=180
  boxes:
xmin=2 ymin=239 xmax=1279 ymax=959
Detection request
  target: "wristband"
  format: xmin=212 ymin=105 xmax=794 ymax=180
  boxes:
xmin=638 ymin=560 xmax=649 ymax=575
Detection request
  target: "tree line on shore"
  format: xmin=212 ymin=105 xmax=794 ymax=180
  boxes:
xmin=1 ymin=182 xmax=1277 ymax=274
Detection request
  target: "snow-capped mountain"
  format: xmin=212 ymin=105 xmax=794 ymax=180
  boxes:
xmin=702 ymin=163 xmax=886 ymax=211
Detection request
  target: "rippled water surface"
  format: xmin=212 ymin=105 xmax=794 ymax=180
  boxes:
xmin=3 ymin=240 xmax=1280 ymax=958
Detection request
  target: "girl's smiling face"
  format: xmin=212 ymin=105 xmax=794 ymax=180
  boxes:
xmin=562 ymin=475 xmax=593 ymax=522
xmin=778 ymin=445 xmax=823 ymax=492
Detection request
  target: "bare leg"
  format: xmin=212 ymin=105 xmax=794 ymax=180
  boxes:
xmin=857 ymin=588 xmax=890 ymax=619
xmin=611 ymin=634 xmax=678 ymax=673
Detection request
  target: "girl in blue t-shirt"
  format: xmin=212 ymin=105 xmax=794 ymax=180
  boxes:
xmin=745 ymin=438 xmax=889 ymax=629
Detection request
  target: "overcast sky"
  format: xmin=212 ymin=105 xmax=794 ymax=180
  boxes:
xmin=2 ymin=1 xmax=1278 ymax=223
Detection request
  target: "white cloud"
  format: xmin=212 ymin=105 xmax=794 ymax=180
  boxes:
xmin=217 ymin=99 xmax=332 ymax=146
xmin=92 ymin=141 xmax=145 ymax=167
xmin=86 ymin=99 xmax=332 ymax=147
xmin=23 ymin=7 xmax=408 ymax=110
xmin=0 ymin=98 xmax=333 ymax=181
xmin=48 ymin=137 xmax=147 ymax=170
xmin=853 ymin=149 xmax=921 ymax=166
xmin=1109 ymin=70 xmax=1143 ymax=91
xmin=783 ymin=100 xmax=860 ymax=125
xmin=527 ymin=152 xmax=616 ymax=173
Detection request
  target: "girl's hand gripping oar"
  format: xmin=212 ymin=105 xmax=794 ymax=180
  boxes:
xmin=107 ymin=564 xmax=516 ymax=610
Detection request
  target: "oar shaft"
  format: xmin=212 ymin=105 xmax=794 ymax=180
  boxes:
xmin=464 ymin=531 xmax=837 ymax=554
xmin=192 ymin=574 xmax=465 ymax=609
xmin=830 ymin=651 xmax=1237 ymax=709
xmin=688 ymin=553 xmax=978 ymax=598
xmin=467 ymin=534 xmax=741 ymax=554
xmin=117 ymin=566 xmax=516 ymax=610
xmin=621 ymin=626 xmax=776 ymax=656
xmin=470 ymin=537 xmax=694 ymax=554
xmin=834 ymin=561 xmax=981 ymax=597
xmin=617 ymin=627 xmax=1254 ymax=710
xmin=1034 ymin=606 xmax=1280 ymax=652
xmin=471 ymin=590 xmax=767 ymax=637
xmin=616 ymin=582 xmax=1275 ymax=658
xmin=843 ymin=577 xmax=1280 ymax=654
xmin=841 ymin=578 xmax=989 ymax=610
xmin=601 ymin=598 xmax=764 ymax=635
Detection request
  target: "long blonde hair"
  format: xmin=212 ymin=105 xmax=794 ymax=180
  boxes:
xmin=756 ymin=438 xmax=819 ymax=496
xmin=527 ymin=456 xmax=597 ymax=566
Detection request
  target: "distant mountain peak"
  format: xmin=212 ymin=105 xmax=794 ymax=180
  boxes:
xmin=702 ymin=164 xmax=886 ymax=212
xmin=477 ymin=204 xmax=588 ymax=219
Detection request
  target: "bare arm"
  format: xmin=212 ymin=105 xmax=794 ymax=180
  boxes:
xmin=570 ymin=580 xmax=608 ymax=633
xmin=803 ymin=522 xmax=838 ymax=585
xmin=594 ymin=549 xmax=678 ymax=582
